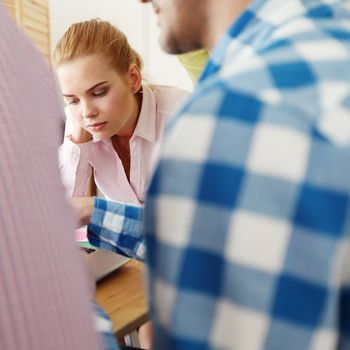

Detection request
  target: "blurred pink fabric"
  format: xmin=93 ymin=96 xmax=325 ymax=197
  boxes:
xmin=0 ymin=5 xmax=103 ymax=350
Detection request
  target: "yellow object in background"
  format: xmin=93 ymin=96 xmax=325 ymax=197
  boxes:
xmin=178 ymin=49 xmax=209 ymax=83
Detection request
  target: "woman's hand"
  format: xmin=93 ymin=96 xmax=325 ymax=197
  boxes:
xmin=71 ymin=119 xmax=92 ymax=144
xmin=65 ymin=108 xmax=92 ymax=144
xmin=70 ymin=196 xmax=94 ymax=227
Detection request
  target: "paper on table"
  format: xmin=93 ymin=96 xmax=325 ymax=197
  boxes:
xmin=75 ymin=226 xmax=96 ymax=249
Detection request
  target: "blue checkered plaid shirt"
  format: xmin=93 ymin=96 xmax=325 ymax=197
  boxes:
xmin=89 ymin=197 xmax=145 ymax=261
xmin=89 ymin=0 xmax=350 ymax=348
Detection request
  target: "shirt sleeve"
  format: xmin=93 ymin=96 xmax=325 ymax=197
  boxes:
xmin=92 ymin=302 xmax=120 ymax=350
xmin=58 ymin=136 xmax=94 ymax=197
xmin=87 ymin=197 xmax=146 ymax=262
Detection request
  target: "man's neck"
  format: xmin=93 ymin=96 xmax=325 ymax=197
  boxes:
xmin=204 ymin=0 xmax=252 ymax=51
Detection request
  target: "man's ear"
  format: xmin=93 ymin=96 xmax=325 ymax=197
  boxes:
xmin=127 ymin=64 xmax=142 ymax=94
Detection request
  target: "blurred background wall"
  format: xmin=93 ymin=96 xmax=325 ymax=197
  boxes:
xmin=2 ymin=0 xmax=192 ymax=90
xmin=48 ymin=0 xmax=193 ymax=90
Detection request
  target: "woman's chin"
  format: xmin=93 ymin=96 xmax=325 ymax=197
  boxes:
xmin=92 ymin=134 xmax=107 ymax=142
xmin=92 ymin=129 xmax=115 ymax=142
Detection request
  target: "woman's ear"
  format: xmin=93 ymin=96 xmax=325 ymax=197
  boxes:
xmin=127 ymin=64 xmax=142 ymax=94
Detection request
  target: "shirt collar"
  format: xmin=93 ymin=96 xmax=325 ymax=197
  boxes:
xmin=132 ymin=84 xmax=157 ymax=142
xmin=200 ymin=0 xmax=308 ymax=82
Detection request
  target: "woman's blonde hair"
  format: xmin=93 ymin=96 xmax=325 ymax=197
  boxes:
xmin=53 ymin=19 xmax=143 ymax=74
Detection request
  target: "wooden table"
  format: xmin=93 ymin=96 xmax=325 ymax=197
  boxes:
xmin=96 ymin=259 xmax=149 ymax=338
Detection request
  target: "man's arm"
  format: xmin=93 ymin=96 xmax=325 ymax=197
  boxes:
xmin=84 ymin=197 xmax=146 ymax=261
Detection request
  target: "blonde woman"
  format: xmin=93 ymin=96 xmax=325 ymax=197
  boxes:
xmin=54 ymin=19 xmax=189 ymax=349
xmin=55 ymin=19 xmax=189 ymax=204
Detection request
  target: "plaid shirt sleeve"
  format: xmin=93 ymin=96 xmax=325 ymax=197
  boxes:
xmin=92 ymin=302 xmax=120 ymax=350
xmin=87 ymin=197 xmax=145 ymax=261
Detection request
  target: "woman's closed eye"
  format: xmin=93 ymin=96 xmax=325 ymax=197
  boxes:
xmin=66 ymin=98 xmax=79 ymax=106
xmin=92 ymin=88 xmax=108 ymax=98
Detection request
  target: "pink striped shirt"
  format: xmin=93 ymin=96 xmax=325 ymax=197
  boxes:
xmin=59 ymin=84 xmax=189 ymax=204
xmin=0 ymin=5 xmax=105 ymax=350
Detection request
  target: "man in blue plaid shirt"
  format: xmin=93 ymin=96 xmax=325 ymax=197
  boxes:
xmin=83 ymin=0 xmax=350 ymax=348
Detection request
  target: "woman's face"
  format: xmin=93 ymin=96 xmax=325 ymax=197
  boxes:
xmin=57 ymin=54 xmax=141 ymax=140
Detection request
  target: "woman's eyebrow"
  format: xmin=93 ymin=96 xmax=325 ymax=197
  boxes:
xmin=62 ymin=81 xmax=109 ymax=97
xmin=85 ymin=81 xmax=109 ymax=93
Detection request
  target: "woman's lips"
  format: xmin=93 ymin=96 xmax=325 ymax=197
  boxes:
xmin=88 ymin=122 xmax=107 ymax=132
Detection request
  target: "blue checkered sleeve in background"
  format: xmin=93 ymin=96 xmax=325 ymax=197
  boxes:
xmin=144 ymin=0 xmax=350 ymax=349
xmin=88 ymin=197 xmax=146 ymax=262
xmin=93 ymin=302 xmax=120 ymax=350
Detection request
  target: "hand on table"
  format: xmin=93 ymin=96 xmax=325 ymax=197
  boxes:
xmin=70 ymin=196 xmax=94 ymax=227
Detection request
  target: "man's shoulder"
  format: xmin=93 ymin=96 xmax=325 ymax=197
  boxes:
xmin=220 ymin=4 xmax=350 ymax=83
xmin=170 ymin=76 xmax=263 ymax=141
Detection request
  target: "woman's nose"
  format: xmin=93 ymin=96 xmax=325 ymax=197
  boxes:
xmin=82 ymin=101 xmax=98 ymax=119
